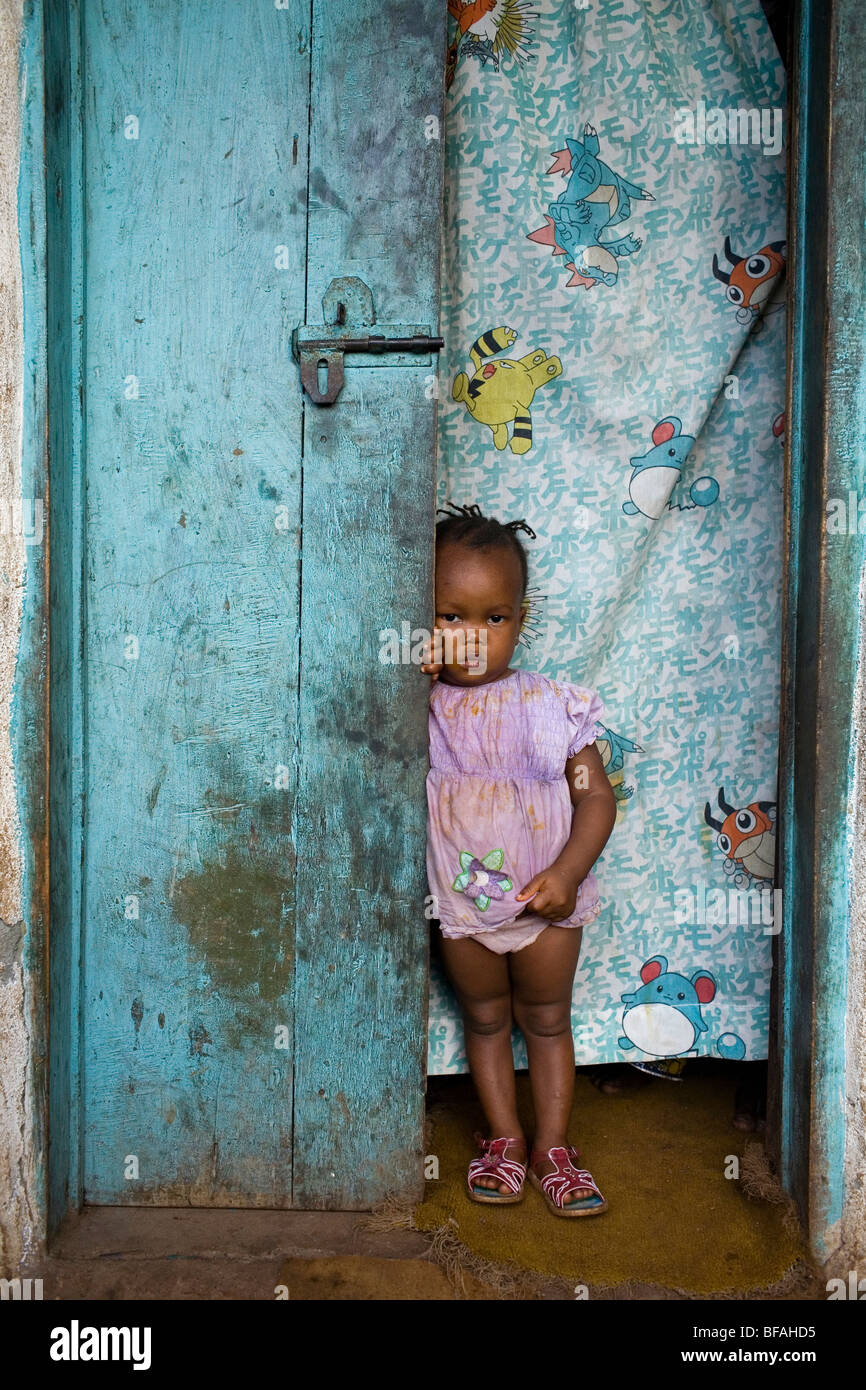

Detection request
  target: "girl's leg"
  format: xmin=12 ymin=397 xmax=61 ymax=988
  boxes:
xmin=437 ymin=930 xmax=525 ymax=1194
xmin=508 ymin=925 xmax=595 ymax=1204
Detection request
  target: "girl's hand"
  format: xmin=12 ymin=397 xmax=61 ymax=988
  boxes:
xmin=515 ymin=864 xmax=580 ymax=922
xmin=419 ymin=635 xmax=443 ymax=683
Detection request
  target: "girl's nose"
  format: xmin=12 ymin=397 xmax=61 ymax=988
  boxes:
xmin=462 ymin=630 xmax=487 ymax=666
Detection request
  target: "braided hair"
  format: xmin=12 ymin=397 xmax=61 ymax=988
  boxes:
xmin=435 ymin=501 xmax=536 ymax=597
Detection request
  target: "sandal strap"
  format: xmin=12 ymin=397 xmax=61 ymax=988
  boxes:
xmin=540 ymin=1167 xmax=603 ymax=1202
xmin=468 ymin=1135 xmax=527 ymax=1196
xmin=468 ymin=1155 xmax=526 ymax=1196
xmin=532 ymin=1145 xmax=604 ymax=1206
xmin=474 ymin=1131 xmax=525 ymax=1149
xmin=530 ymin=1142 xmax=581 ymax=1163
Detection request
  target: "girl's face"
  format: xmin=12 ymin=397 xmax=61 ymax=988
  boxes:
xmin=434 ymin=541 xmax=525 ymax=686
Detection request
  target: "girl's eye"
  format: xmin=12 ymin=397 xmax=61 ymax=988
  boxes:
xmin=439 ymin=614 xmax=459 ymax=623
xmin=488 ymin=615 xmax=505 ymax=625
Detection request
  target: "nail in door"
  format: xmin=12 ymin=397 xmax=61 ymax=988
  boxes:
xmin=73 ymin=0 xmax=445 ymax=1206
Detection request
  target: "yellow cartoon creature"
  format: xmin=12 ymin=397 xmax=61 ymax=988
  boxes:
xmin=451 ymin=325 xmax=562 ymax=454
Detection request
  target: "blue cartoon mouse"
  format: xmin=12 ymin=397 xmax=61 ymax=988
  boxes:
xmin=623 ymin=416 xmax=720 ymax=519
xmin=618 ymin=956 xmax=716 ymax=1058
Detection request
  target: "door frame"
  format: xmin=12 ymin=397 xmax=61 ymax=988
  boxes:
xmin=10 ymin=0 xmax=863 ymax=1259
xmin=768 ymin=0 xmax=866 ymax=1267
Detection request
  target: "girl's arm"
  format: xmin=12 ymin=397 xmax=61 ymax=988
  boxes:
xmin=515 ymin=743 xmax=617 ymax=921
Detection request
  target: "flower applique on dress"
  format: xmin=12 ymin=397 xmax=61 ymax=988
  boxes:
xmin=452 ymin=848 xmax=513 ymax=912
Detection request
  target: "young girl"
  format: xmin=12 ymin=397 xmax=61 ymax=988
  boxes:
xmin=421 ymin=503 xmax=617 ymax=1217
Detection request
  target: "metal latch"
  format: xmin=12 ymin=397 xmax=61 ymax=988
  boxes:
xmin=292 ymin=276 xmax=444 ymax=405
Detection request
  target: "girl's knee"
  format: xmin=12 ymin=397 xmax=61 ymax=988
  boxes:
xmin=513 ymin=996 xmax=571 ymax=1039
xmin=462 ymin=993 xmax=513 ymax=1037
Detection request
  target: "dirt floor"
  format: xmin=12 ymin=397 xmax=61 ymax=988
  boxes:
xmin=27 ymin=1206 xmax=822 ymax=1300
xmin=21 ymin=1064 xmax=825 ymax=1301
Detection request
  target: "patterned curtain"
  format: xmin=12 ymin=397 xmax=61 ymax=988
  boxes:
xmin=428 ymin=0 xmax=786 ymax=1073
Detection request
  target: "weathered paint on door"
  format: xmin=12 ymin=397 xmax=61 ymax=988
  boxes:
xmin=772 ymin=0 xmax=866 ymax=1264
xmin=45 ymin=0 xmax=445 ymax=1209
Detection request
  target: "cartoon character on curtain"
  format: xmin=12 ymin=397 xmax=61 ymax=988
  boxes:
xmin=623 ymin=417 xmax=720 ymax=519
xmin=618 ymin=957 xmax=747 ymax=1076
xmin=596 ymin=726 xmax=642 ymax=804
xmin=451 ymin=326 xmax=562 ymax=455
xmin=446 ymin=0 xmax=539 ymax=89
xmin=704 ymin=788 xmax=777 ymax=890
xmin=711 ymin=236 xmax=786 ymax=328
xmin=528 ymin=124 xmax=654 ymax=289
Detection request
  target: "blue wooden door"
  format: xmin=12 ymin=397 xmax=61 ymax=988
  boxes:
xmin=64 ymin=0 xmax=445 ymax=1208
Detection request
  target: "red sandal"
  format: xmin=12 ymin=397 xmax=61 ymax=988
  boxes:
xmin=466 ymin=1133 xmax=527 ymax=1204
xmin=529 ymin=1144 xmax=607 ymax=1217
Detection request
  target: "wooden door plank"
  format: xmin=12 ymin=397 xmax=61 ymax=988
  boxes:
xmin=79 ymin=0 xmax=309 ymax=1203
xmin=10 ymin=0 xmax=52 ymax=1258
xmin=46 ymin=0 xmax=87 ymax=1231
xmin=292 ymin=0 xmax=447 ymax=1207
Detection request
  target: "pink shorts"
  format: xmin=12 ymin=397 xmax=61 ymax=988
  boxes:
xmin=437 ymin=901 xmax=600 ymax=955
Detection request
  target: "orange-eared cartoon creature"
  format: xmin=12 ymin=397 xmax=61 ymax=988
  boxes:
xmin=704 ymin=787 xmax=776 ymax=889
xmin=451 ymin=325 xmax=562 ymax=455
xmin=711 ymin=237 xmax=786 ymax=326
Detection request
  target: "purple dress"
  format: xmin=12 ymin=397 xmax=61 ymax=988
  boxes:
xmin=427 ymin=669 xmax=606 ymax=954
